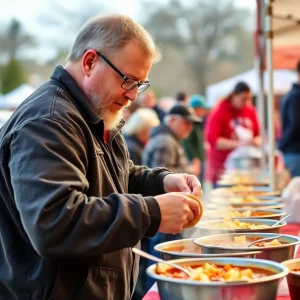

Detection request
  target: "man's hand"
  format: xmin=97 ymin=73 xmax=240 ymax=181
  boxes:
xmin=154 ymin=192 xmax=201 ymax=234
xmin=163 ymin=173 xmax=202 ymax=198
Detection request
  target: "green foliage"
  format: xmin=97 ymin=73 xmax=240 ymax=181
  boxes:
xmin=0 ymin=18 xmax=35 ymax=60
xmin=1 ymin=59 xmax=28 ymax=94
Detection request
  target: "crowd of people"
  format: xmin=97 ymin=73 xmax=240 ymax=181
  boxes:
xmin=124 ymin=82 xmax=264 ymax=297
xmin=123 ymin=82 xmax=262 ymax=190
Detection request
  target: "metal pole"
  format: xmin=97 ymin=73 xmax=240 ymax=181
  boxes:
xmin=255 ymin=59 xmax=265 ymax=170
xmin=257 ymin=0 xmax=266 ymax=171
xmin=265 ymin=0 xmax=276 ymax=191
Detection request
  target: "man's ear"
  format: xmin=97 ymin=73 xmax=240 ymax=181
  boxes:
xmin=82 ymin=50 xmax=98 ymax=76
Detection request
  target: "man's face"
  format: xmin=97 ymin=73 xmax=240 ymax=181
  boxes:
xmin=82 ymin=41 xmax=152 ymax=129
xmin=194 ymin=107 xmax=207 ymax=118
xmin=172 ymin=116 xmax=193 ymax=140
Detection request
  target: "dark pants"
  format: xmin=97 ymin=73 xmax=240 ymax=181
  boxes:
xmin=284 ymin=153 xmax=300 ymax=177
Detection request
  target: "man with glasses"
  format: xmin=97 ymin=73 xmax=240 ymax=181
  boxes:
xmin=0 ymin=14 xmax=202 ymax=300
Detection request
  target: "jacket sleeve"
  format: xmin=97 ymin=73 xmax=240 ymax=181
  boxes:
xmin=9 ymin=118 xmax=165 ymax=257
xmin=128 ymin=161 xmax=171 ymax=196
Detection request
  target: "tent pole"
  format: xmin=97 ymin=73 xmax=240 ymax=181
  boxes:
xmin=256 ymin=0 xmax=266 ymax=171
xmin=265 ymin=0 xmax=276 ymax=191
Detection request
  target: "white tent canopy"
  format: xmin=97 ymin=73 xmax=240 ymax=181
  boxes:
xmin=0 ymin=84 xmax=35 ymax=110
xmin=0 ymin=110 xmax=14 ymax=128
xmin=205 ymin=68 xmax=297 ymax=106
xmin=273 ymin=0 xmax=300 ymax=47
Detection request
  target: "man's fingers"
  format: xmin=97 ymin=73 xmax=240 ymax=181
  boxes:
xmin=192 ymin=186 xmax=203 ymax=198
xmin=185 ymin=174 xmax=202 ymax=198
xmin=187 ymin=197 xmax=200 ymax=216
xmin=187 ymin=209 xmax=195 ymax=221
xmin=183 ymin=219 xmax=189 ymax=227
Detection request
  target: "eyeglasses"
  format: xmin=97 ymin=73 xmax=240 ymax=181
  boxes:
xmin=95 ymin=50 xmax=150 ymax=94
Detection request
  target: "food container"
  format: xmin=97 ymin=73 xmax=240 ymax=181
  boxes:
xmin=282 ymin=258 xmax=300 ymax=300
xmin=216 ymin=179 xmax=269 ymax=187
xmin=154 ymin=238 xmax=261 ymax=260
xmin=194 ymin=233 xmax=300 ymax=263
xmin=204 ymin=202 xmax=285 ymax=211
xmin=210 ymin=186 xmax=281 ymax=197
xmin=194 ymin=218 xmax=287 ymax=236
xmin=146 ymin=257 xmax=289 ymax=300
xmin=202 ymin=209 xmax=287 ymax=221
xmin=208 ymin=196 xmax=283 ymax=204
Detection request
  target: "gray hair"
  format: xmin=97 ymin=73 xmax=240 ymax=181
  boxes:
xmin=123 ymin=108 xmax=160 ymax=136
xmin=67 ymin=14 xmax=161 ymax=62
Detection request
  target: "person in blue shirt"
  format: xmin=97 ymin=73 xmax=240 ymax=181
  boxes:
xmin=278 ymin=60 xmax=300 ymax=177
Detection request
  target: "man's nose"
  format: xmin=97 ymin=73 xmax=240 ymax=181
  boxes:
xmin=124 ymin=88 xmax=139 ymax=102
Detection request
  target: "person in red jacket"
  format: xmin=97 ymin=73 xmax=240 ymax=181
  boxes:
xmin=204 ymin=82 xmax=260 ymax=185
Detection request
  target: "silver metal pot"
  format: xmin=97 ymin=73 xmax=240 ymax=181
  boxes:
xmin=209 ymin=196 xmax=283 ymax=204
xmin=202 ymin=208 xmax=287 ymax=221
xmin=154 ymin=238 xmax=261 ymax=260
xmin=146 ymin=257 xmax=289 ymax=300
xmin=216 ymin=180 xmax=269 ymax=187
xmin=194 ymin=218 xmax=286 ymax=236
xmin=210 ymin=186 xmax=281 ymax=197
xmin=282 ymin=258 xmax=300 ymax=300
xmin=194 ymin=233 xmax=300 ymax=263
xmin=204 ymin=202 xmax=285 ymax=210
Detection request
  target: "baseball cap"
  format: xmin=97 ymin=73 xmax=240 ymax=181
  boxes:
xmin=189 ymin=94 xmax=210 ymax=109
xmin=167 ymin=104 xmax=201 ymax=123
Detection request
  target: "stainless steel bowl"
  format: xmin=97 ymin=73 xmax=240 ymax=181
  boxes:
xmin=209 ymin=196 xmax=283 ymax=204
xmin=216 ymin=180 xmax=269 ymax=187
xmin=146 ymin=257 xmax=289 ymax=300
xmin=204 ymin=202 xmax=285 ymax=210
xmin=154 ymin=238 xmax=261 ymax=260
xmin=194 ymin=233 xmax=300 ymax=263
xmin=202 ymin=208 xmax=287 ymax=221
xmin=210 ymin=186 xmax=281 ymax=197
xmin=194 ymin=218 xmax=287 ymax=236
xmin=220 ymin=171 xmax=268 ymax=181
xmin=282 ymin=258 xmax=300 ymax=300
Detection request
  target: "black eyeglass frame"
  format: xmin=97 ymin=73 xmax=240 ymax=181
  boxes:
xmin=95 ymin=50 xmax=150 ymax=94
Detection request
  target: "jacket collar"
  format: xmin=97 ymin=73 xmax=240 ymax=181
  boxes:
xmin=50 ymin=65 xmax=101 ymax=125
xmin=50 ymin=65 xmax=125 ymax=137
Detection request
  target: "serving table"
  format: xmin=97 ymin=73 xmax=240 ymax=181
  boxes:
xmin=142 ymin=223 xmax=300 ymax=300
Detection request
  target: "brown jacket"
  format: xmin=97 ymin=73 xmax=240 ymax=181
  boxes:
xmin=0 ymin=66 xmax=170 ymax=300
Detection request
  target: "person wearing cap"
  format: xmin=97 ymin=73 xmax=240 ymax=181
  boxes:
xmin=142 ymin=104 xmax=201 ymax=175
xmin=183 ymin=94 xmax=210 ymax=181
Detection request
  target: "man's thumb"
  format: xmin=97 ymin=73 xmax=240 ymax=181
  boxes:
xmin=178 ymin=181 xmax=191 ymax=193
